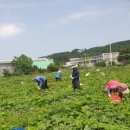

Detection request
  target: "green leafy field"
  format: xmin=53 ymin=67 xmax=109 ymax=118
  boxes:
xmin=0 ymin=66 xmax=130 ymax=130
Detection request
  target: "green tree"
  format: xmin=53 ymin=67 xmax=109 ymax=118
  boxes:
xmin=96 ymin=61 xmax=106 ymax=67
xmin=47 ymin=63 xmax=58 ymax=72
xmin=118 ymin=48 xmax=130 ymax=65
xmin=11 ymin=54 xmax=33 ymax=75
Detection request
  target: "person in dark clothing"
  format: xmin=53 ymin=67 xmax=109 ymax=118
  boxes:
xmin=32 ymin=76 xmax=48 ymax=89
xmin=70 ymin=65 xmax=80 ymax=89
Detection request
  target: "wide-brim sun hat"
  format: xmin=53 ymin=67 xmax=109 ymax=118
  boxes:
xmin=71 ymin=65 xmax=78 ymax=69
xmin=119 ymin=83 xmax=128 ymax=88
xmin=119 ymin=83 xmax=129 ymax=94
xmin=122 ymin=88 xmax=129 ymax=94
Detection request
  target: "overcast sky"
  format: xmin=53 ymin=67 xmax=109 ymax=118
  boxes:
xmin=0 ymin=0 xmax=130 ymax=60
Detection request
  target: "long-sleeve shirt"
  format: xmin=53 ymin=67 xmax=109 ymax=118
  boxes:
xmin=34 ymin=76 xmax=46 ymax=86
xmin=55 ymin=71 xmax=61 ymax=79
xmin=106 ymin=80 xmax=120 ymax=94
xmin=72 ymin=69 xmax=79 ymax=83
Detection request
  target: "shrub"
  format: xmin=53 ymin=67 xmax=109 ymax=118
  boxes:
xmin=47 ymin=63 xmax=59 ymax=72
xmin=3 ymin=69 xmax=11 ymax=76
xmin=95 ymin=61 xmax=106 ymax=67
xmin=32 ymin=65 xmax=46 ymax=74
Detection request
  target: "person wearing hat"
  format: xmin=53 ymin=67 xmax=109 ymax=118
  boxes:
xmin=106 ymin=80 xmax=129 ymax=98
xmin=32 ymin=76 xmax=48 ymax=90
xmin=70 ymin=65 xmax=80 ymax=89
xmin=55 ymin=69 xmax=62 ymax=82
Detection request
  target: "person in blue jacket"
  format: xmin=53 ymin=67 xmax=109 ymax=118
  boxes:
xmin=70 ymin=65 xmax=80 ymax=89
xmin=55 ymin=69 xmax=62 ymax=81
xmin=32 ymin=76 xmax=48 ymax=89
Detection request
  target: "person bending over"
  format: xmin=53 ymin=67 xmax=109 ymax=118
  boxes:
xmin=106 ymin=80 xmax=129 ymax=98
xmin=32 ymin=76 xmax=48 ymax=90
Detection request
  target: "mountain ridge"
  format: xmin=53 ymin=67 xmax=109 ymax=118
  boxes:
xmin=44 ymin=40 xmax=130 ymax=63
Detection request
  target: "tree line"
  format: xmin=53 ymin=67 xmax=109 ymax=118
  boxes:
xmin=3 ymin=40 xmax=130 ymax=76
xmin=45 ymin=40 xmax=130 ymax=63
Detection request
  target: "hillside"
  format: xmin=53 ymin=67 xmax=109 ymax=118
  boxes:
xmin=45 ymin=40 xmax=130 ymax=63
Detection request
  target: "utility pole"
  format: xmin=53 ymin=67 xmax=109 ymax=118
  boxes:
xmin=85 ymin=53 xmax=86 ymax=67
xmin=110 ymin=43 xmax=112 ymax=66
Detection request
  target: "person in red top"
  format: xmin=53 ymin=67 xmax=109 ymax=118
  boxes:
xmin=106 ymin=80 xmax=129 ymax=98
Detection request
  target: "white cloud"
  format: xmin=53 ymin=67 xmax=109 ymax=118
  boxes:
xmin=0 ymin=24 xmax=24 ymax=38
xmin=46 ymin=10 xmax=97 ymax=28
xmin=59 ymin=11 xmax=97 ymax=24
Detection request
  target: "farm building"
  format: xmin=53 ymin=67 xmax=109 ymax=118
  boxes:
xmin=0 ymin=58 xmax=53 ymax=76
xmin=65 ymin=52 xmax=119 ymax=67
xmin=0 ymin=60 xmax=14 ymax=76
xmin=32 ymin=58 xmax=53 ymax=69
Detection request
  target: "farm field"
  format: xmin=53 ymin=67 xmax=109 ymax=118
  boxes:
xmin=0 ymin=66 xmax=130 ymax=130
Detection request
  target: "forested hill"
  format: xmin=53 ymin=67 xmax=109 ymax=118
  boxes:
xmin=45 ymin=40 xmax=130 ymax=63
